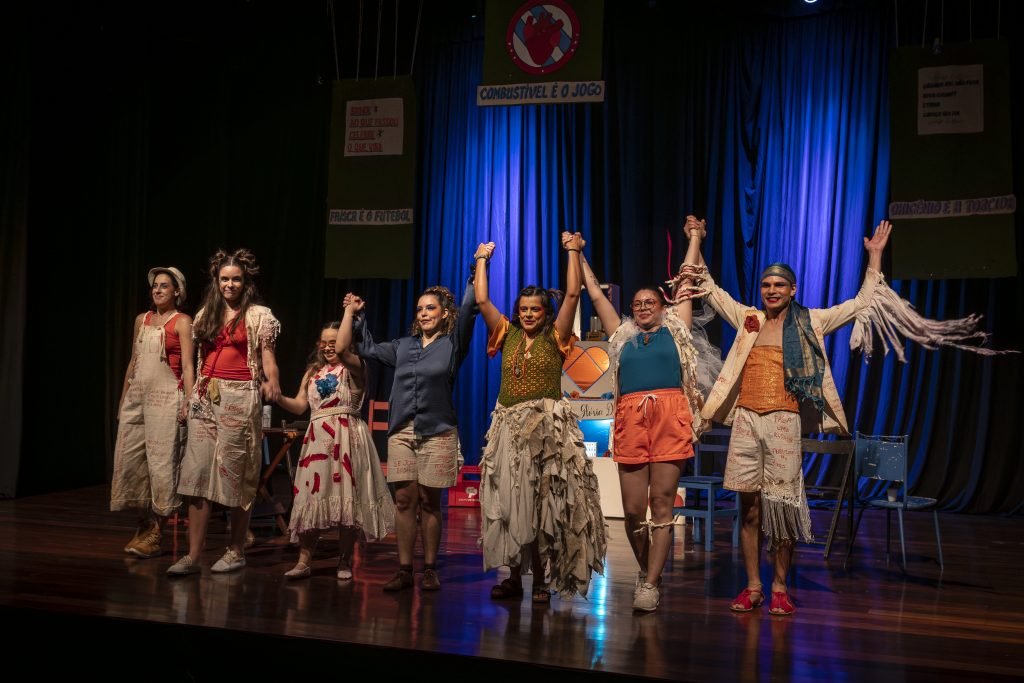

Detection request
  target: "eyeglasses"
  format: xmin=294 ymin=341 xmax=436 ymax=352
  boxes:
xmin=631 ymin=299 xmax=659 ymax=311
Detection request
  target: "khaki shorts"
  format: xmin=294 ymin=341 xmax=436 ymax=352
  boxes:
xmin=386 ymin=422 xmax=460 ymax=488
xmin=723 ymin=407 xmax=802 ymax=494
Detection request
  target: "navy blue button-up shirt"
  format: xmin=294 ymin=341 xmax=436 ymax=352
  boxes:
xmin=355 ymin=284 xmax=478 ymax=437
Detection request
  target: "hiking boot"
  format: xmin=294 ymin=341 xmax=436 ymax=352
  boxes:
xmin=127 ymin=528 xmax=163 ymax=558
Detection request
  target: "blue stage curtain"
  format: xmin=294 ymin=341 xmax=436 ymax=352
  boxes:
xmin=415 ymin=26 xmax=599 ymax=468
xmin=413 ymin=3 xmax=1023 ymax=513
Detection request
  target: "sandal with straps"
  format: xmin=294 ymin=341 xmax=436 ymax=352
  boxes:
xmin=730 ymin=586 xmax=765 ymax=612
xmin=490 ymin=578 xmax=524 ymax=600
xmin=532 ymin=588 xmax=552 ymax=605
xmin=769 ymin=591 xmax=796 ymax=616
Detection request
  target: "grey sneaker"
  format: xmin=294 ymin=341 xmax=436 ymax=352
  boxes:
xmin=211 ymin=548 xmax=246 ymax=573
xmin=166 ymin=555 xmax=200 ymax=576
xmin=633 ymin=582 xmax=661 ymax=612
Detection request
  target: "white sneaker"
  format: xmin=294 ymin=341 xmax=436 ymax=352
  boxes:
xmin=166 ymin=555 xmax=200 ymax=576
xmin=211 ymin=548 xmax=246 ymax=573
xmin=633 ymin=583 xmax=661 ymax=612
xmin=634 ymin=571 xmax=647 ymax=598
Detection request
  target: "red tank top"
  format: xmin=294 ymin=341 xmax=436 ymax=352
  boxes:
xmin=146 ymin=311 xmax=183 ymax=381
xmin=201 ymin=320 xmax=252 ymax=380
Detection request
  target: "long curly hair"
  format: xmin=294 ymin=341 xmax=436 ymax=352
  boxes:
xmin=194 ymin=248 xmax=262 ymax=344
xmin=408 ymin=285 xmax=458 ymax=337
xmin=510 ymin=285 xmax=563 ymax=334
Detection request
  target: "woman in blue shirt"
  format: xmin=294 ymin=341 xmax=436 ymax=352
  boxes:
xmin=348 ymin=271 xmax=480 ymax=592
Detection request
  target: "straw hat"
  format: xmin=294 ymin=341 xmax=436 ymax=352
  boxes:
xmin=147 ymin=266 xmax=187 ymax=306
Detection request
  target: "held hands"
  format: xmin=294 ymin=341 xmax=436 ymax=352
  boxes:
xmin=864 ymin=219 xmax=892 ymax=254
xmin=561 ymin=231 xmax=585 ymax=252
xmin=342 ymin=292 xmax=366 ymax=314
xmin=684 ymin=215 xmax=707 ymax=239
xmin=474 ymin=242 xmax=496 ymax=261
xmin=261 ymin=380 xmax=281 ymax=403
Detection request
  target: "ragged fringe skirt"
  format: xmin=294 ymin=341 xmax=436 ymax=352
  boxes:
xmin=480 ymin=397 xmax=607 ymax=599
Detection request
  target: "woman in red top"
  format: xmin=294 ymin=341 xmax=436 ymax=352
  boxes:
xmin=111 ymin=267 xmax=195 ymax=559
xmin=169 ymin=248 xmax=282 ymax=576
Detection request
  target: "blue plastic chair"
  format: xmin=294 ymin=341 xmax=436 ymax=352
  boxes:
xmin=674 ymin=427 xmax=740 ymax=551
xmin=844 ymin=433 xmax=943 ymax=572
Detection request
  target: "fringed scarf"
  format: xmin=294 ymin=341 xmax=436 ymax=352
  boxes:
xmin=761 ymin=263 xmax=828 ymax=412
xmin=781 ymin=301 xmax=826 ymax=412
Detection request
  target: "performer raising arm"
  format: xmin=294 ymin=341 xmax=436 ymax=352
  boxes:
xmin=476 ymin=233 xmax=607 ymax=604
xmin=350 ymin=274 xmax=479 ymax=592
xmin=679 ymin=219 xmax=1014 ymax=616
xmin=275 ymin=311 xmax=395 ymax=581
xmin=578 ymin=219 xmax=721 ymax=611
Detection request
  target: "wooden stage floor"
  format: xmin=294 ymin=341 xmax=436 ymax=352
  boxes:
xmin=1 ymin=485 xmax=1021 ymax=682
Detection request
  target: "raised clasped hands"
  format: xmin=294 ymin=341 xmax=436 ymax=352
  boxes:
xmin=561 ymin=231 xmax=585 ymax=251
xmin=474 ymin=242 xmax=496 ymax=261
xmin=342 ymin=292 xmax=366 ymax=314
xmin=684 ymin=215 xmax=707 ymax=239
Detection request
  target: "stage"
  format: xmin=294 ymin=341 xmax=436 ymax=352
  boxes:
xmin=1 ymin=485 xmax=1021 ymax=682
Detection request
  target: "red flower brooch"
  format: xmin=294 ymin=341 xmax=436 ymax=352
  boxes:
xmin=744 ymin=314 xmax=760 ymax=333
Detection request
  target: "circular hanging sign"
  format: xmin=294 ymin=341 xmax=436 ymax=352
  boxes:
xmin=505 ymin=0 xmax=581 ymax=76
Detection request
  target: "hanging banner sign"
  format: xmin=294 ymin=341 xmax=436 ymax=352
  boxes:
xmin=889 ymin=40 xmax=1016 ymax=279
xmin=478 ymin=0 xmax=604 ymax=106
xmin=343 ymin=97 xmax=405 ymax=156
xmin=325 ymin=77 xmax=416 ymax=279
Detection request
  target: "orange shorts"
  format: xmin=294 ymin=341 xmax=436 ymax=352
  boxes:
xmin=612 ymin=388 xmax=695 ymax=465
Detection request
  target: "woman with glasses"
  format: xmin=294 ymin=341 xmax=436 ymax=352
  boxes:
xmin=274 ymin=312 xmax=395 ymax=580
xmin=578 ymin=218 xmax=721 ymax=611
xmin=476 ymin=233 xmax=607 ymax=605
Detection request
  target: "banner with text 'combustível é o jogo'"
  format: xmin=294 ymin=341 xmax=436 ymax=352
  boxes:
xmin=889 ymin=40 xmax=1016 ymax=280
xmin=325 ymin=77 xmax=416 ymax=279
xmin=478 ymin=0 xmax=604 ymax=106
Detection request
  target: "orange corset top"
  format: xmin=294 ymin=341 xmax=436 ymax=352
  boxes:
xmin=736 ymin=346 xmax=799 ymax=414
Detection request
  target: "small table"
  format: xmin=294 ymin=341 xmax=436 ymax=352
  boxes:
xmin=256 ymin=426 xmax=304 ymax=535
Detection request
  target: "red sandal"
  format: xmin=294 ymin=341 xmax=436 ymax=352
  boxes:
xmin=730 ymin=586 xmax=765 ymax=612
xmin=769 ymin=591 xmax=796 ymax=616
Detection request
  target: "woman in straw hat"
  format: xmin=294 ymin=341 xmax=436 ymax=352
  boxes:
xmin=111 ymin=266 xmax=195 ymax=559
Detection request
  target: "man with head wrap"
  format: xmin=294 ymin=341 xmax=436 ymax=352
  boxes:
xmin=698 ymin=221 xmax=891 ymax=616
xmin=674 ymin=217 xmax=1014 ymax=615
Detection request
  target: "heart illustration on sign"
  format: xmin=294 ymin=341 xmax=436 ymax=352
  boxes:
xmin=523 ymin=11 xmax=564 ymax=65
xmin=562 ymin=346 xmax=610 ymax=393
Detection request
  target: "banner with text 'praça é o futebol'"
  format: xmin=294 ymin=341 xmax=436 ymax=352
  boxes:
xmin=326 ymin=77 xmax=416 ymax=279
